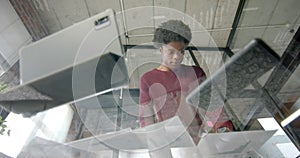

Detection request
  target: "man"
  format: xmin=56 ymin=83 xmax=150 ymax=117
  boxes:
xmin=139 ymin=20 xmax=232 ymax=144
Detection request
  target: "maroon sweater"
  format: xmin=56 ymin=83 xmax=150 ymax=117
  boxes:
xmin=139 ymin=65 xmax=206 ymax=129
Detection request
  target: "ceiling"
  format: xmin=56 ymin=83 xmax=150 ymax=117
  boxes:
xmin=30 ymin=0 xmax=299 ymax=53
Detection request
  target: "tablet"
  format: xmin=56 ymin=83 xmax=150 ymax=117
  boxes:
xmin=186 ymin=39 xmax=280 ymax=111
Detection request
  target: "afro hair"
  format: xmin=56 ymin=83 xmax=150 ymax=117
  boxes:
xmin=153 ymin=20 xmax=192 ymax=48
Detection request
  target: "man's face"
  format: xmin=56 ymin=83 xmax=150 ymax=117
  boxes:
xmin=160 ymin=41 xmax=186 ymax=70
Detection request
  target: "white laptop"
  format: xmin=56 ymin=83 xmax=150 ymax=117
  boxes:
xmin=0 ymin=9 xmax=128 ymax=115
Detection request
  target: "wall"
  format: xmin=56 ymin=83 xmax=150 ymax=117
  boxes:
xmin=0 ymin=0 xmax=32 ymax=73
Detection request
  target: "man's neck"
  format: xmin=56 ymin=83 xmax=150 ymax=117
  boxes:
xmin=157 ymin=64 xmax=182 ymax=72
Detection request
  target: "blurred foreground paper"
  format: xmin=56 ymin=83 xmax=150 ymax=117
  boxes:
xmin=18 ymin=117 xmax=202 ymax=157
xmin=197 ymin=130 xmax=276 ymax=157
xmin=67 ymin=116 xmax=197 ymax=158
xmin=17 ymin=137 xmax=102 ymax=158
